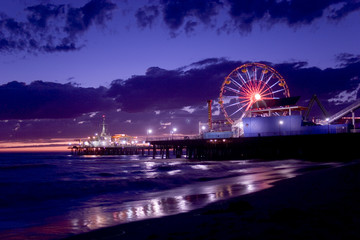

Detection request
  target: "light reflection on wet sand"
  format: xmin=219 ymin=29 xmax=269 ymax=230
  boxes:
xmin=0 ymin=166 xmax=304 ymax=240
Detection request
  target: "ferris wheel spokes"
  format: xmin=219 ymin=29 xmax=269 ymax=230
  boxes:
xmin=236 ymin=71 xmax=246 ymax=84
xmin=229 ymin=104 xmax=247 ymax=117
xmin=260 ymin=70 xmax=266 ymax=82
xmin=230 ymin=77 xmax=242 ymax=88
xmin=219 ymin=63 xmax=290 ymax=124
xmin=224 ymin=86 xmax=241 ymax=94
xmin=225 ymin=101 xmax=243 ymax=108
xmin=269 ymin=88 xmax=286 ymax=95
xmin=265 ymin=73 xmax=274 ymax=85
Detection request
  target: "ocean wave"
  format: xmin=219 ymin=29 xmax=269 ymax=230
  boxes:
xmin=0 ymin=163 xmax=55 ymax=170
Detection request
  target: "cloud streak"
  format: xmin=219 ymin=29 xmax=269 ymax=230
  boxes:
xmin=0 ymin=0 xmax=116 ymax=53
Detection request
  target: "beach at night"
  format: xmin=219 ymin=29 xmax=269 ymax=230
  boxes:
xmin=64 ymin=160 xmax=360 ymax=240
xmin=1 ymin=1 xmax=360 ymax=239
xmin=0 ymin=153 xmax=348 ymax=240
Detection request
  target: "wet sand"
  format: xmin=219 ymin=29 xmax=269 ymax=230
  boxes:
xmin=64 ymin=160 xmax=360 ymax=240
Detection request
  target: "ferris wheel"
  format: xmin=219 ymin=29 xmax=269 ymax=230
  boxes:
xmin=219 ymin=63 xmax=290 ymax=124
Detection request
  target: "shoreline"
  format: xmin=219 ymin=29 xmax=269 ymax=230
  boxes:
xmin=64 ymin=160 xmax=360 ymax=240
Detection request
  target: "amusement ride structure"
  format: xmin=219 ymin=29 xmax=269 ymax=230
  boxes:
xmin=200 ymin=62 xmax=358 ymax=138
xmin=217 ymin=63 xmax=291 ymax=136
xmin=72 ymin=62 xmax=360 ymax=159
xmin=219 ymin=62 xmax=290 ymax=123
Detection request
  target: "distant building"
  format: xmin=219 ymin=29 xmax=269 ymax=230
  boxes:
xmin=112 ymin=134 xmax=139 ymax=146
xmin=242 ymin=115 xmax=348 ymax=137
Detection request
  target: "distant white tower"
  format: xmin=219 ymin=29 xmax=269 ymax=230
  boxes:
xmin=100 ymin=115 xmax=107 ymax=137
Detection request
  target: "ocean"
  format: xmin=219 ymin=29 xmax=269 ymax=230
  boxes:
xmin=0 ymin=152 xmax=339 ymax=239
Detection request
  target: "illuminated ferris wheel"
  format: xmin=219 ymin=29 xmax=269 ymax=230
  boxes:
xmin=219 ymin=63 xmax=290 ymax=124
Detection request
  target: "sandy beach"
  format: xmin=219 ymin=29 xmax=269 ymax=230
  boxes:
xmin=64 ymin=160 xmax=360 ymax=240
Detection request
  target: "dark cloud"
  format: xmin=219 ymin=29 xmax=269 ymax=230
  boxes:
xmin=107 ymin=59 xmax=241 ymax=113
xmin=0 ymin=0 xmax=116 ymax=53
xmin=228 ymin=0 xmax=360 ymax=31
xmin=160 ymin=0 xmax=222 ymax=30
xmin=273 ymin=60 xmax=360 ymax=114
xmin=108 ymin=57 xmax=360 ymax=118
xmin=228 ymin=0 xmax=338 ymax=27
xmin=335 ymin=53 xmax=360 ymax=67
xmin=186 ymin=57 xmax=228 ymax=68
xmin=65 ymin=0 xmax=116 ymax=35
xmin=0 ymin=81 xmax=115 ymax=120
xmin=329 ymin=1 xmax=360 ymax=20
xmin=42 ymin=39 xmax=78 ymax=53
xmin=1 ymin=57 xmax=360 ymax=139
xmin=135 ymin=5 xmax=159 ymax=28
xmin=136 ymin=0 xmax=360 ymax=34
xmin=134 ymin=0 xmax=222 ymax=34
xmin=26 ymin=4 xmax=65 ymax=29
xmin=184 ymin=20 xmax=198 ymax=34
xmin=1 ymin=58 xmax=353 ymax=122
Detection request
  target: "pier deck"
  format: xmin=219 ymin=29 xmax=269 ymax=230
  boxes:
xmin=70 ymin=146 xmax=151 ymax=156
xmin=150 ymin=133 xmax=360 ymax=161
xmin=72 ymin=133 xmax=360 ymax=161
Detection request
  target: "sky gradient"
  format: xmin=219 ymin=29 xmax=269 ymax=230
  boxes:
xmin=0 ymin=0 xmax=360 ymax=146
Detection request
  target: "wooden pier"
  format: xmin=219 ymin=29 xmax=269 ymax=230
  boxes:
xmin=150 ymin=133 xmax=360 ymax=161
xmin=71 ymin=146 xmax=152 ymax=156
xmin=72 ymin=133 xmax=360 ymax=161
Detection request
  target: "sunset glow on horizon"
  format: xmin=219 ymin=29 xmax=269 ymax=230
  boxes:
xmin=0 ymin=139 xmax=73 ymax=153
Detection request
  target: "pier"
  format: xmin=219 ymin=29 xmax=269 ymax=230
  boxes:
xmin=71 ymin=133 xmax=360 ymax=161
xmin=69 ymin=63 xmax=360 ymax=162
xmin=71 ymin=145 xmax=152 ymax=156
xmin=149 ymin=133 xmax=360 ymax=161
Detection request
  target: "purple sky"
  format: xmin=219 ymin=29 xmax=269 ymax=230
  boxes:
xmin=0 ymin=0 xmax=360 ymax=142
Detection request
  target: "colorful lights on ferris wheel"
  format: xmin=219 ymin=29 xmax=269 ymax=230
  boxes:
xmin=219 ymin=63 xmax=290 ymax=124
